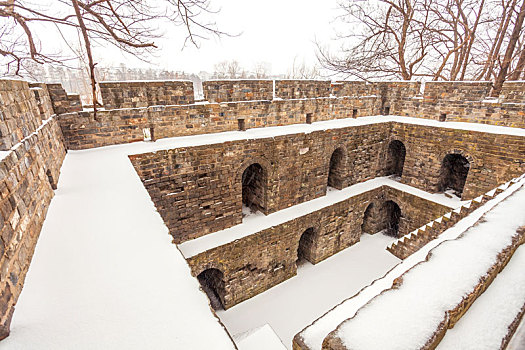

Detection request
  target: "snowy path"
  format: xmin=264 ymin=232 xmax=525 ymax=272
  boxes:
xmin=217 ymin=233 xmax=400 ymax=349
xmin=1 ymin=148 xmax=235 ymax=349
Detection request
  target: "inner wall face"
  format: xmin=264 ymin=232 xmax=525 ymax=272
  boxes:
xmin=128 ymin=120 xmax=524 ymax=310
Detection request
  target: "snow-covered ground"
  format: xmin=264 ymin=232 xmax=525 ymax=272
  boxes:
xmin=234 ymin=324 xmax=287 ymax=350
xmin=2 ymin=116 xmax=523 ymax=349
xmin=331 ymin=179 xmax=525 ymax=350
xmin=1 ymin=147 xmax=235 ymax=349
xmin=217 ymin=233 xmax=400 ymax=349
xmin=437 ymin=244 xmax=525 ymax=350
xmin=298 ymin=175 xmax=525 ymax=350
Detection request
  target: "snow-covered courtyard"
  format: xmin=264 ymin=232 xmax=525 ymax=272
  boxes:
xmin=219 ymin=233 xmax=400 ymax=348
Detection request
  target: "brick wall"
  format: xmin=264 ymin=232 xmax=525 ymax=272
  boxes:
xmin=45 ymin=83 xmax=82 ymax=114
xmin=130 ymin=122 xmax=524 ymax=244
xmin=202 ymin=80 xmax=273 ymax=102
xmin=58 ymin=96 xmax=378 ymax=150
xmin=274 ymin=80 xmax=331 ymax=99
xmin=0 ymin=80 xmax=66 ymax=339
xmin=391 ymin=123 xmax=525 ymax=199
xmin=28 ymin=83 xmax=53 ymax=120
xmin=0 ymin=80 xmax=42 ymax=150
xmin=99 ymin=80 xmax=195 ymax=109
xmin=185 ymin=185 xmax=450 ymax=309
xmin=129 ymin=123 xmax=389 ymax=243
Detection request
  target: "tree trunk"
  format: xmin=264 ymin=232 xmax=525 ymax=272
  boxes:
xmin=491 ymin=0 xmax=525 ymax=96
xmin=510 ymin=48 xmax=525 ymax=80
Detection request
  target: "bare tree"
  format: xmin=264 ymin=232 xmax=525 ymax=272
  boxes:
xmin=287 ymin=56 xmax=320 ymax=79
xmin=319 ymin=0 xmax=524 ymax=84
xmin=492 ymin=0 xmax=525 ymax=94
xmin=0 ymin=0 xmax=225 ymax=114
xmin=213 ymin=59 xmax=247 ymax=79
xmin=253 ymin=61 xmax=271 ymax=78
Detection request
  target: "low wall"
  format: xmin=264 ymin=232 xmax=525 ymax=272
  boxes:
xmin=0 ymin=80 xmax=42 ymax=150
xmin=99 ymin=80 xmax=195 ymax=109
xmin=0 ymin=80 xmax=67 ymax=340
xmin=184 ymin=185 xmax=450 ymax=309
xmin=58 ymin=96 xmax=378 ymax=150
xmin=275 ymin=80 xmax=331 ymax=99
xmin=129 ymin=122 xmax=524 ymax=244
xmin=202 ymin=80 xmax=273 ymax=102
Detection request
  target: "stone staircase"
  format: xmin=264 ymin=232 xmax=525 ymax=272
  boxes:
xmin=387 ymin=174 xmax=525 ymax=259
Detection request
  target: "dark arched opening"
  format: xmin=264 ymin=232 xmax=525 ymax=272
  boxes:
xmin=439 ymin=154 xmax=470 ymax=197
xmin=385 ymin=140 xmax=406 ymax=177
xmin=382 ymin=200 xmax=401 ymax=237
xmin=328 ymin=147 xmax=345 ymax=189
xmin=197 ymin=268 xmax=225 ymax=311
xmin=297 ymin=227 xmax=315 ymax=264
xmin=361 ymin=203 xmax=375 ymax=234
xmin=242 ymin=163 xmax=266 ymax=214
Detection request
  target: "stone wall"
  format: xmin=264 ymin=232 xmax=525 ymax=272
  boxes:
xmin=185 ymin=185 xmax=450 ymax=309
xmin=99 ymin=80 xmax=195 ymax=109
xmin=202 ymin=80 xmax=273 ymax=102
xmin=129 ymin=123 xmax=389 ymax=243
xmin=0 ymin=80 xmax=66 ymax=339
xmin=45 ymin=83 xmax=82 ymax=114
xmin=391 ymin=123 xmax=525 ymax=200
xmin=28 ymin=83 xmax=53 ymax=120
xmin=58 ymin=96 xmax=378 ymax=150
xmin=275 ymin=80 xmax=331 ymax=99
xmin=55 ymin=79 xmax=525 ymax=150
xmin=129 ymin=122 xmax=524 ymax=244
xmin=0 ymin=80 xmax=43 ymax=150
xmin=393 ymin=81 xmax=525 ymax=127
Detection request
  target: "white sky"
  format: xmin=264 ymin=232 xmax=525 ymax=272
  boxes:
xmin=37 ymin=0 xmax=343 ymax=76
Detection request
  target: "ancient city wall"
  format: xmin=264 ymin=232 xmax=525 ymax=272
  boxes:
xmin=99 ymin=80 xmax=195 ymax=109
xmin=202 ymin=80 xmax=274 ymax=102
xmin=185 ymin=185 xmax=450 ymax=309
xmin=45 ymin=83 xmax=82 ymax=115
xmin=129 ymin=123 xmax=388 ymax=243
xmin=129 ymin=121 xmax=524 ymax=244
xmin=59 ymin=96 xmax=378 ymax=150
xmin=391 ymin=123 xmax=525 ymax=200
xmin=274 ymin=80 xmax=332 ymax=99
xmin=0 ymin=80 xmax=66 ymax=339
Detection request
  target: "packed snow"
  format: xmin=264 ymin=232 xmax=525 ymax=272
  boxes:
xmin=234 ymin=324 xmax=287 ymax=350
xmin=1 ymin=146 xmax=235 ymax=349
xmin=437 ymin=244 xmax=525 ymax=350
xmin=298 ymin=175 xmax=525 ymax=350
xmin=217 ymin=233 xmax=400 ymax=349
xmin=508 ymin=313 xmax=525 ymax=350
xmin=179 ymin=177 xmax=462 ymax=258
xmin=332 ymin=179 xmax=525 ymax=350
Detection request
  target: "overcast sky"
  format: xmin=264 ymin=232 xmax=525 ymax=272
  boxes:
xmin=56 ymin=0 xmax=343 ymax=75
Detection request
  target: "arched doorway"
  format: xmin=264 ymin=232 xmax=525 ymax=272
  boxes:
xmin=382 ymin=200 xmax=401 ymax=237
xmin=385 ymin=140 xmax=406 ymax=177
xmin=197 ymin=268 xmax=225 ymax=311
xmin=297 ymin=227 xmax=315 ymax=264
xmin=328 ymin=147 xmax=345 ymax=189
xmin=361 ymin=203 xmax=376 ymax=234
xmin=242 ymin=163 xmax=266 ymax=214
xmin=439 ymin=154 xmax=470 ymax=197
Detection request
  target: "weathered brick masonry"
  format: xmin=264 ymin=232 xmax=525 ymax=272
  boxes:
xmin=100 ymin=80 xmax=195 ymax=109
xmin=183 ymin=185 xmax=450 ymax=309
xmin=57 ymin=80 xmax=525 ymax=150
xmin=0 ymin=80 xmax=66 ymax=339
xmin=129 ymin=122 xmax=525 ymax=243
xmin=129 ymin=123 xmax=389 ymax=243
